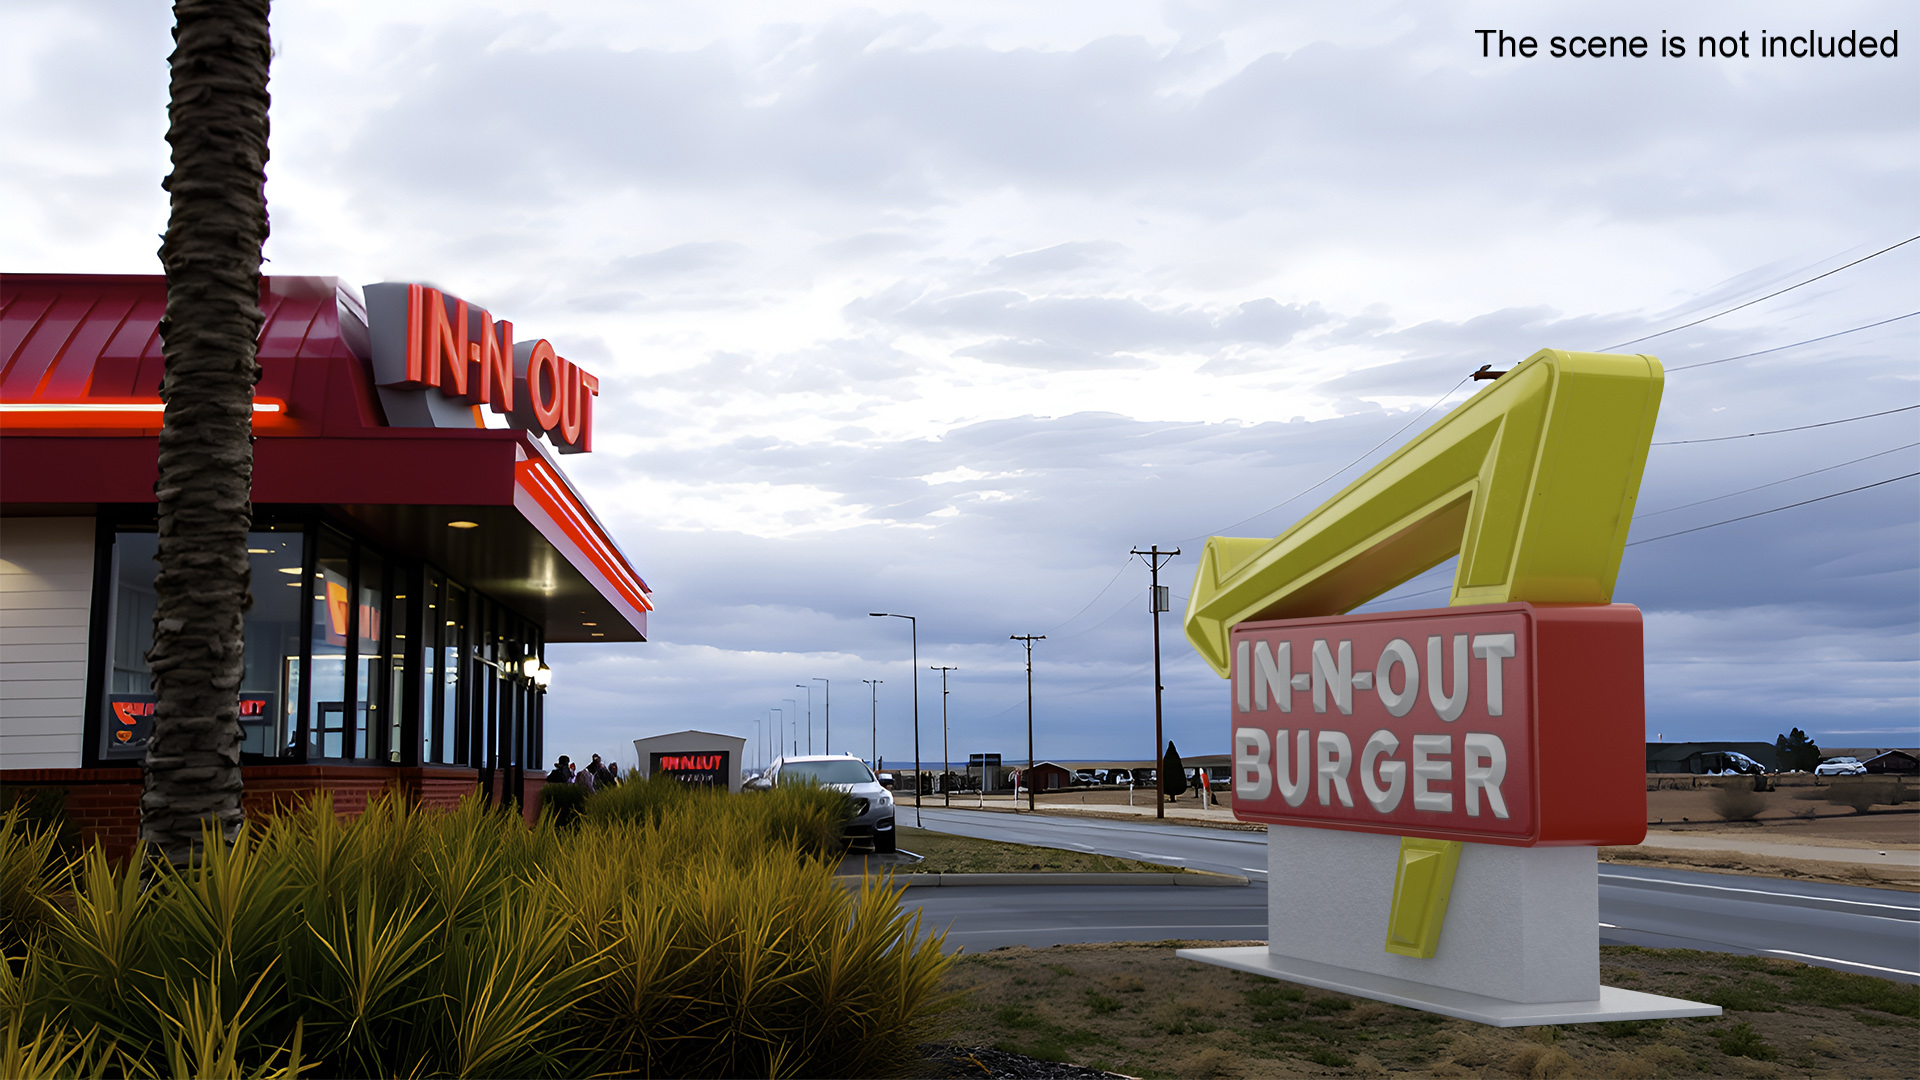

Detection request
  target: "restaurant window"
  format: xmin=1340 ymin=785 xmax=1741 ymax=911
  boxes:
xmin=423 ymin=575 xmax=467 ymax=766
xmin=388 ymin=578 xmax=410 ymax=764
xmin=242 ymin=529 xmax=305 ymax=757
xmin=98 ymin=525 xmax=305 ymax=761
xmin=308 ymin=531 xmax=353 ymax=759
xmin=353 ymin=549 xmax=387 ymax=762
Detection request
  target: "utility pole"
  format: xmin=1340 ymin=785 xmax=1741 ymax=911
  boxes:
xmin=1131 ymin=546 xmax=1180 ymax=820
xmin=1010 ymin=635 xmax=1044 ymax=812
xmin=931 ymin=666 xmax=956 ymax=807
xmin=862 ymin=679 xmax=882 ymax=765
xmin=870 ymin=613 xmax=921 ymax=827
xmin=813 ymin=677 xmax=830 ymax=754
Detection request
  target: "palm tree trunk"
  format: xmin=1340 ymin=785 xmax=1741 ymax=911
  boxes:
xmin=144 ymin=0 xmax=272 ymax=865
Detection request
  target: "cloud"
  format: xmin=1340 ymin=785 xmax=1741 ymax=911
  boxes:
xmin=4 ymin=0 xmax=1914 ymax=764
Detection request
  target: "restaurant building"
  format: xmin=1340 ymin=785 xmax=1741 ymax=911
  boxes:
xmin=0 ymin=274 xmax=651 ymax=855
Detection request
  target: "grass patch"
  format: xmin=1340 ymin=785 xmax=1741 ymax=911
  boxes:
xmin=892 ymin=826 xmax=1186 ymax=874
xmin=939 ymin=941 xmax=1920 ymax=1078
xmin=1718 ymin=1020 xmax=1777 ymax=1059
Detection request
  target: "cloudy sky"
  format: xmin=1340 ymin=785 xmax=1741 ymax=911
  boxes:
xmin=6 ymin=0 xmax=1915 ymax=769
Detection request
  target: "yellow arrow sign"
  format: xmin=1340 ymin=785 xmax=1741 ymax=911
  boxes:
xmin=1183 ymin=348 xmax=1663 ymax=676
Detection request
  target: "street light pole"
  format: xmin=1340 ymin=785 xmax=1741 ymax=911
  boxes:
xmin=813 ymin=677 xmax=830 ymax=754
xmin=1010 ymin=635 xmax=1044 ymax=812
xmin=783 ymin=698 xmax=798 ymax=756
xmin=862 ymin=679 xmax=882 ymax=765
xmin=1131 ymin=546 xmax=1180 ymax=820
xmin=930 ymin=665 xmax=956 ymax=807
xmin=795 ymin=684 xmax=813 ymax=754
xmin=870 ymin=613 xmax=921 ymax=827
xmin=772 ymin=708 xmax=784 ymax=761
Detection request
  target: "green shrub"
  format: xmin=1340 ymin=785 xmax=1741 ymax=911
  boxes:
xmin=578 ymin=769 xmax=689 ymax=826
xmin=0 ymin=807 xmax=64 ymax=956
xmin=1717 ymin=1021 xmax=1776 ymax=1060
xmin=3 ymin=790 xmax=949 ymax=1078
xmin=537 ymin=781 xmax=589 ymax=827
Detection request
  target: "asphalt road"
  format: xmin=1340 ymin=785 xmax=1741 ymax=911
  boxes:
xmin=904 ymin=808 xmax=1920 ymax=983
xmin=913 ymin=807 xmax=1271 ymax=880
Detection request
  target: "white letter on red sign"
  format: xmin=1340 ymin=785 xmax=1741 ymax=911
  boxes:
xmin=1234 ymin=727 xmax=1272 ymax=800
xmin=1311 ymin=639 xmax=1352 ymax=715
xmin=1361 ymin=730 xmax=1405 ymax=813
xmin=1274 ymin=729 xmax=1311 ymax=807
xmin=1316 ymin=730 xmax=1354 ymax=808
xmin=1412 ymin=734 xmax=1453 ymax=812
xmin=1463 ymin=732 xmax=1510 ymax=819
xmin=1255 ymin=640 xmax=1291 ymax=712
xmin=1375 ymin=638 xmax=1419 ymax=717
xmin=1472 ymin=633 xmax=1516 ymax=717
xmin=1426 ymin=634 xmax=1468 ymax=722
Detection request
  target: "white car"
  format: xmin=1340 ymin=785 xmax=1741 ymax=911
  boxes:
xmin=1815 ymin=756 xmax=1867 ymax=777
xmin=760 ymin=754 xmax=898 ymax=852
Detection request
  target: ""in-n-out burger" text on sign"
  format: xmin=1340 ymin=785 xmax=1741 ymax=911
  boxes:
xmin=1228 ymin=603 xmax=1647 ymax=848
xmin=365 ymin=283 xmax=598 ymax=453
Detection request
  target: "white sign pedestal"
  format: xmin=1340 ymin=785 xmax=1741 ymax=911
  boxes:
xmin=1180 ymin=827 xmax=1720 ymax=1027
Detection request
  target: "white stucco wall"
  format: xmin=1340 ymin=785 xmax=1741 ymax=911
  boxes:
xmin=1 ymin=517 xmax=95 ymax=770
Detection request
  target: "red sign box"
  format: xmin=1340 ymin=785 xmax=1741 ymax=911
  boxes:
xmin=1228 ymin=603 xmax=1645 ymax=847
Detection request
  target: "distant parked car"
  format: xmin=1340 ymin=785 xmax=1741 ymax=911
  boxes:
xmin=1815 ymin=756 xmax=1868 ymax=777
xmin=1073 ymin=769 xmax=1098 ymax=786
xmin=1705 ymin=751 xmax=1769 ymax=776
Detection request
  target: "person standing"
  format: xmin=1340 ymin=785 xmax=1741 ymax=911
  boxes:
xmin=546 ymin=755 xmax=572 ymax=784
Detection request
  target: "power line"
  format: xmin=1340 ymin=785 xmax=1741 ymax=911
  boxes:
xmin=1182 ymin=374 xmax=1474 ymax=543
xmin=1043 ymin=559 xmax=1135 ymax=634
xmin=1602 ymin=234 xmax=1920 ymax=350
xmin=1639 ymin=440 xmax=1920 ymax=518
xmin=1666 ymin=311 xmax=1919 ymax=372
xmin=1626 ymin=472 xmax=1918 ymax=546
xmin=1653 ymin=404 xmax=1918 ymax=446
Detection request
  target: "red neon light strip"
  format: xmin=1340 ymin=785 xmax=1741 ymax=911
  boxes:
xmin=0 ymin=398 xmax=290 ymax=429
xmin=514 ymin=458 xmax=653 ymax=613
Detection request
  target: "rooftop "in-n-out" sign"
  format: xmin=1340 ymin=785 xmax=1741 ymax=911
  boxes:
xmin=365 ymin=283 xmax=599 ymax=453
xmin=1229 ymin=602 xmax=1646 ymax=847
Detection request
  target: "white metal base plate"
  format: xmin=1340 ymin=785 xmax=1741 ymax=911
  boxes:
xmin=1177 ymin=947 xmax=1722 ymax=1028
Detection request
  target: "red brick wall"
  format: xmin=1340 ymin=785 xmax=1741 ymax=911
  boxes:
xmin=1 ymin=764 xmax=501 ymax=864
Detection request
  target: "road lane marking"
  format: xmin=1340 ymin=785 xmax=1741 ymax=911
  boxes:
xmin=1599 ymin=872 xmax=1920 ymax=913
xmin=1764 ymin=950 xmax=1920 ymax=979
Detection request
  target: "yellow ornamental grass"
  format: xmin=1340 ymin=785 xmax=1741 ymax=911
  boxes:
xmin=0 ymin=789 xmax=952 ymax=1079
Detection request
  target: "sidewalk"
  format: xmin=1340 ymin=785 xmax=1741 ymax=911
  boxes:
xmin=1625 ymin=829 xmax=1920 ymax=869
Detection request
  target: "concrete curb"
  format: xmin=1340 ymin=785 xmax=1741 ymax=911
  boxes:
xmin=839 ymin=870 xmax=1250 ymax=887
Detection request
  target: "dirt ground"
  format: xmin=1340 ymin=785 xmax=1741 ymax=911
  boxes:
xmin=1641 ymin=778 xmax=1919 ymax=844
xmin=930 ymin=942 xmax=1918 ymax=1079
xmin=1599 ymin=843 xmax=1919 ymax=891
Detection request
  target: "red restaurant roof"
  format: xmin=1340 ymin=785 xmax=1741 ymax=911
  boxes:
xmin=1 ymin=273 xmax=650 ymax=642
